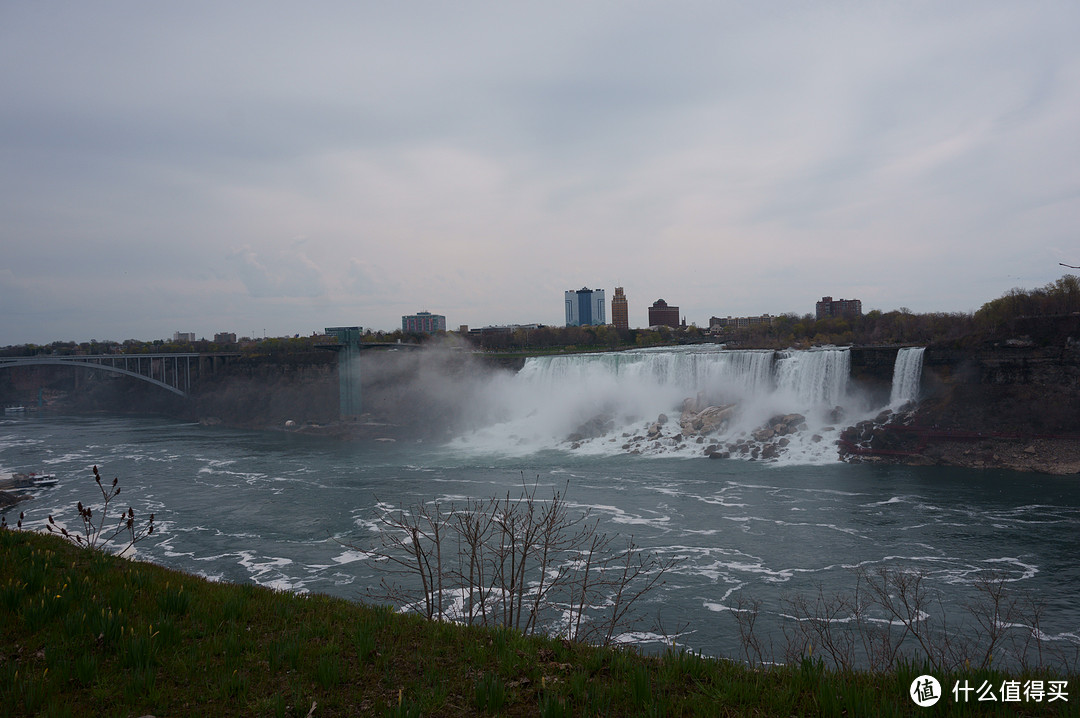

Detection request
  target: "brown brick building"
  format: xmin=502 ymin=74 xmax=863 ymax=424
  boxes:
xmin=648 ymin=299 xmax=680 ymax=328
xmin=612 ymin=287 xmax=629 ymax=330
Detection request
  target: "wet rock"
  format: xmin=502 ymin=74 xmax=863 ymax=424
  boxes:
xmin=680 ymin=404 xmax=736 ymax=436
xmin=567 ymin=414 xmax=614 ymax=443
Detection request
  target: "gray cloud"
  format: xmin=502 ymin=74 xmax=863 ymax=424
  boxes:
xmin=1 ymin=1 xmax=1078 ymax=343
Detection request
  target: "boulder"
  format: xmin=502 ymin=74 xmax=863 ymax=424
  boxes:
xmin=680 ymin=404 xmax=736 ymax=436
xmin=567 ymin=414 xmax=614 ymax=443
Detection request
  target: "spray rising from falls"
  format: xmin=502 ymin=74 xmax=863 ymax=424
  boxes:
xmin=451 ymin=346 xmax=918 ymax=464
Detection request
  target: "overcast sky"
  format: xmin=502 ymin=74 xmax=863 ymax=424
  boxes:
xmin=2 ymin=2 xmax=1078 ymax=344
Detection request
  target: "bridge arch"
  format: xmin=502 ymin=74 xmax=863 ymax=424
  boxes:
xmin=0 ymin=355 xmax=199 ymax=398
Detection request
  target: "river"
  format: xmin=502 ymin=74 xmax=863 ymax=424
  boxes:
xmin=2 ymin=346 xmax=1078 ymax=670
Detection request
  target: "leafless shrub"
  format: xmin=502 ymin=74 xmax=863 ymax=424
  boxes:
xmin=732 ymin=564 xmax=1079 ymax=674
xmin=45 ymin=465 xmax=155 ymax=554
xmin=730 ymin=595 xmax=771 ymax=668
xmin=348 ymin=475 xmax=680 ymax=646
xmin=780 ymin=585 xmax=860 ymax=671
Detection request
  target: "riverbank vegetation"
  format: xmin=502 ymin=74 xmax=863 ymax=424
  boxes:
xmin=1 ymin=528 xmax=1076 ymax=717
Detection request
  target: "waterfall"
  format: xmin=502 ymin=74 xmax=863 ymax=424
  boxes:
xmin=889 ymin=347 xmax=925 ymax=408
xmin=519 ymin=347 xmax=776 ymax=399
xmin=774 ymin=349 xmax=850 ymax=407
xmin=454 ymin=345 xmax=872 ymax=462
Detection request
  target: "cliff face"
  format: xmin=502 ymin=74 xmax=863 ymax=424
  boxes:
xmin=190 ymin=352 xmax=340 ymax=429
xmin=845 ymin=345 xmax=1080 ymax=474
xmin=919 ymin=346 xmax=1080 ymax=434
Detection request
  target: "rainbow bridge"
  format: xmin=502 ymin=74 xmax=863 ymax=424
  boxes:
xmin=0 ymin=353 xmax=239 ymax=398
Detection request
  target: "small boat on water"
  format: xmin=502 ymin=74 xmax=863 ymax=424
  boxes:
xmin=3 ymin=406 xmax=26 ymax=415
xmin=0 ymin=471 xmax=58 ymax=491
xmin=27 ymin=472 xmax=58 ymax=487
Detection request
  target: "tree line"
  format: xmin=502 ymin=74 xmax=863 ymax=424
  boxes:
xmin=4 ymin=275 xmax=1077 ymax=357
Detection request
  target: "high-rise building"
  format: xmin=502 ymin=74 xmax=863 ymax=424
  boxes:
xmin=648 ymin=299 xmax=680 ymax=328
xmin=565 ymin=287 xmax=606 ymax=326
xmin=611 ymin=287 xmax=629 ymax=330
xmin=402 ymin=311 xmax=446 ymax=333
xmin=815 ymin=296 xmax=862 ymax=320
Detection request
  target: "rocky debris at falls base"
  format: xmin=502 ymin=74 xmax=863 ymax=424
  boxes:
xmin=564 ymin=393 xmax=1080 ymax=474
xmin=564 ymin=397 xmax=849 ymax=462
xmin=836 ymin=405 xmax=919 ymax=460
xmin=709 ymin=412 xmax=813 ymax=461
xmin=837 ymin=405 xmax=1080 ymax=475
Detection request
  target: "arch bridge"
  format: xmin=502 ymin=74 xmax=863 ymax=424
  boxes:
xmin=0 ymin=353 xmax=239 ymax=398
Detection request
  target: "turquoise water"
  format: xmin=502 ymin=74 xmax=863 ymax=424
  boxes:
xmin=3 ymin=412 xmax=1078 ymax=668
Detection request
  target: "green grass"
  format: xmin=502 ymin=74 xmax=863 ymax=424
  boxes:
xmin=1 ymin=529 xmax=1076 ymax=717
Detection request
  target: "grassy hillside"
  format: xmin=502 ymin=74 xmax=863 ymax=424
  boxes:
xmin=1 ymin=530 xmax=1075 ymax=717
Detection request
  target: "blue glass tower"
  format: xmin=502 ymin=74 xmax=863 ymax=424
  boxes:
xmin=564 ymin=287 xmax=607 ymax=327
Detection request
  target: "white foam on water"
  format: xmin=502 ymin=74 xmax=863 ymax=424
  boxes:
xmin=235 ymin=550 xmax=305 ymax=592
xmin=337 ymin=549 xmax=374 ymax=564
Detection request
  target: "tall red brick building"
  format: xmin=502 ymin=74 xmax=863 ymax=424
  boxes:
xmin=612 ymin=287 xmax=629 ymax=330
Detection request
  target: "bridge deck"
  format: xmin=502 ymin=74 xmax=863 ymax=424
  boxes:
xmin=0 ymin=353 xmax=241 ymax=398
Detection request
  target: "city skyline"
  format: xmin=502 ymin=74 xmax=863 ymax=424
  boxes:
xmin=2 ymin=3 xmax=1078 ymax=345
